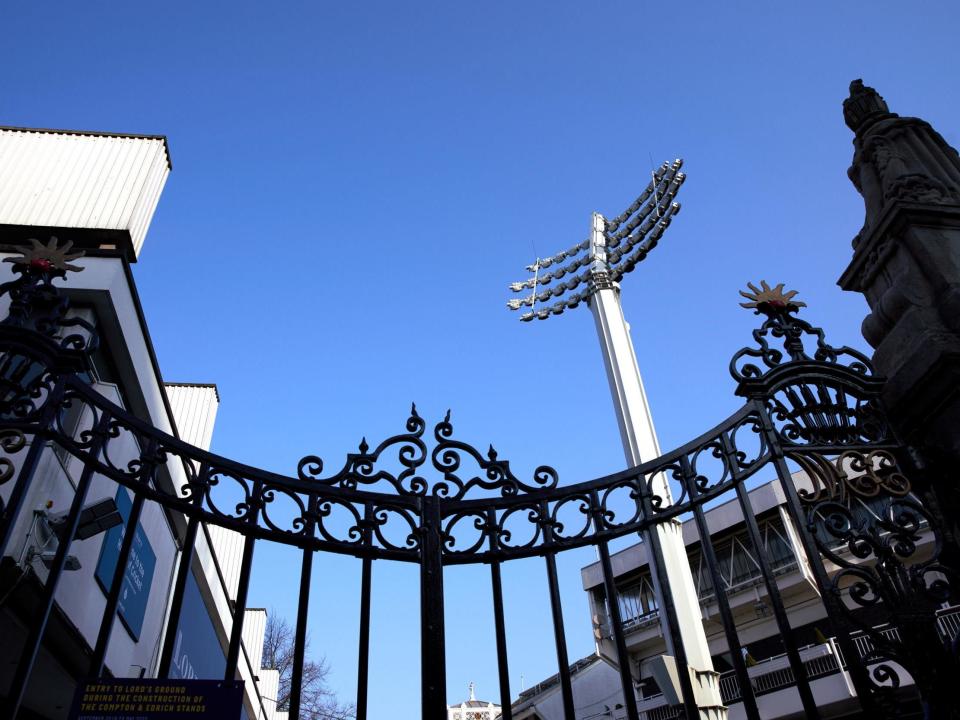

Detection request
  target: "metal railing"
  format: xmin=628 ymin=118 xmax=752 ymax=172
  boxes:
xmin=2 ymin=243 xmax=957 ymax=720
xmin=717 ymin=606 xmax=960 ymax=704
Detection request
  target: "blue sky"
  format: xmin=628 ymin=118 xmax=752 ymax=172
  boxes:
xmin=5 ymin=1 xmax=960 ymax=716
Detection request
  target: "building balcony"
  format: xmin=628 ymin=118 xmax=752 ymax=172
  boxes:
xmin=630 ymin=604 xmax=960 ymax=720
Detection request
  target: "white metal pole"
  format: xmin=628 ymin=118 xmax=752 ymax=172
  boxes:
xmin=586 ymin=212 xmax=724 ymax=717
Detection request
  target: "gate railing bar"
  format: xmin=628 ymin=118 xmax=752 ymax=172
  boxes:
xmin=0 ymin=378 xmax=64 ymax=558
xmin=6 ymin=409 xmax=110 ymax=719
xmin=157 ymin=462 xmax=208 ymax=678
xmin=732 ymin=476 xmax=820 ymax=719
xmin=288 ymin=493 xmax=318 ymax=720
xmin=356 ymin=502 xmax=374 ymax=720
xmin=680 ymin=450 xmax=760 ymax=720
xmin=224 ymin=478 xmax=263 ymax=681
xmin=486 ymin=506 xmax=513 ymax=720
xmin=90 ymin=491 xmax=145 ymax=676
xmin=541 ymin=497 xmax=575 ymax=720
xmin=419 ymin=495 xmax=447 ymax=720
xmin=90 ymin=435 xmax=160 ymax=676
xmin=754 ymin=400 xmax=882 ymax=717
xmin=544 ymin=551 xmax=574 ymax=719
xmin=90 ymin=437 xmax=158 ymax=676
xmin=592 ymin=487 xmax=640 ymax=720
xmin=597 ymin=538 xmax=641 ymax=720
xmin=635 ymin=472 xmax=700 ymax=719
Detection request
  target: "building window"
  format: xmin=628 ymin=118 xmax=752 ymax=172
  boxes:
xmin=612 ymin=517 xmax=800 ymax=626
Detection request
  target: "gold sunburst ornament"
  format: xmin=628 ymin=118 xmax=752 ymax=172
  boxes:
xmin=739 ymin=281 xmax=806 ymax=314
xmin=4 ymin=237 xmax=84 ymax=275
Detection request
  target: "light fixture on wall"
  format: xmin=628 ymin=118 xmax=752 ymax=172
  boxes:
xmin=47 ymin=497 xmax=122 ymax=541
xmin=37 ymin=550 xmax=81 ymax=571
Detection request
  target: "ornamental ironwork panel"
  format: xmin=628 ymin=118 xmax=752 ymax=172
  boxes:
xmin=0 ymin=242 xmax=957 ymax=720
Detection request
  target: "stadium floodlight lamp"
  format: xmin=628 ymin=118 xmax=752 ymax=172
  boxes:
xmin=502 ymin=160 xmax=724 ymax=712
xmin=506 ymin=159 xmax=684 ymax=322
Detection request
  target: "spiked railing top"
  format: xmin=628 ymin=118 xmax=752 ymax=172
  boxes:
xmin=730 ymin=281 xmax=873 ymax=386
xmin=506 ymin=160 xmax=685 ymax=321
xmin=3 ymin=237 xmax=84 ymax=278
xmin=0 ymin=237 xmax=96 ymax=352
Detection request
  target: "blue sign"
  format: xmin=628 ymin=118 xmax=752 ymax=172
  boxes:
xmin=168 ymin=570 xmax=227 ymax=681
xmin=94 ymin=488 xmax=157 ymax=641
xmin=68 ymin=679 xmax=244 ymax=719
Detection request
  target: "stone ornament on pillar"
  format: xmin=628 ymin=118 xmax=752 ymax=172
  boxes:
xmin=839 ymin=79 xmax=960 ymax=474
xmin=844 ymin=79 xmax=960 ymax=248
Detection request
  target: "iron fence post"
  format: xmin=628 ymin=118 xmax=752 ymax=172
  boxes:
xmin=486 ymin=506 xmax=513 ymax=720
xmin=0 ymin=379 xmax=64 ymax=559
xmin=678 ymin=452 xmax=760 ymax=720
xmin=288 ymin=493 xmax=318 ymax=720
xmin=6 ymin=410 xmax=110 ymax=719
xmin=753 ymin=398 xmax=884 ymax=718
xmin=157 ymin=464 xmax=208 ymax=679
xmin=420 ymin=495 xmax=446 ymax=720
xmin=356 ymin=502 xmax=374 ymax=720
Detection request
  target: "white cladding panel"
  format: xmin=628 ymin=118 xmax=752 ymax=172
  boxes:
xmin=243 ymin=609 xmax=267 ymax=676
xmin=206 ymin=523 xmax=243 ymax=599
xmin=258 ymin=668 xmax=280 ymax=720
xmin=0 ymin=129 xmax=170 ymax=257
xmin=165 ymin=383 xmax=243 ymax=596
xmin=165 ymin=384 xmax=219 ymax=451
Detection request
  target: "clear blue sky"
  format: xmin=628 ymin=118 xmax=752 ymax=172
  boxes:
xmin=5 ymin=2 xmax=960 ymax=716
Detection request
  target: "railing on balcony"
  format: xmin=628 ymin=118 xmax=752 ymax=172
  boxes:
xmin=718 ymin=644 xmax=842 ymax=705
xmin=716 ymin=605 xmax=959 ymax=705
xmin=937 ymin=606 xmax=960 ymax=642
xmin=639 ymin=704 xmax=683 ymax=720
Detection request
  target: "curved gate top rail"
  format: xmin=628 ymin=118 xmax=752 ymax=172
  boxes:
xmin=0 ymin=246 xmax=896 ymax=564
xmin=2 ymin=240 xmax=954 ymax=720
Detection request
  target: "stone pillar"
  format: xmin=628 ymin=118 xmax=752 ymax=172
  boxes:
xmin=838 ymin=79 xmax=960 ymax=462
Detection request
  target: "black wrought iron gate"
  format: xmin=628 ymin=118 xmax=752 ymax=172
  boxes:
xmin=0 ymin=253 xmax=957 ymax=720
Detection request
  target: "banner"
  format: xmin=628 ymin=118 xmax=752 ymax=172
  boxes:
xmin=168 ymin=570 xmax=227 ymax=680
xmin=93 ymin=488 xmax=156 ymax=640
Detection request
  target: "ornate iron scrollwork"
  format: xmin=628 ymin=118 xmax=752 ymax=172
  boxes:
xmin=1 ymin=256 xmax=957 ymax=718
xmin=0 ymin=238 xmax=97 ymax=352
xmin=791 ymin=450 xmax=910 ymax=505
xmin=731 ymin=281 xmax=872 ymax=383
xmin=795 ymin=448 xmax=959 ymax=714
xmin=298 ymin=405 xmax=559 ymax=500
xmin=766 ymin=382 xmax=889 ymax=447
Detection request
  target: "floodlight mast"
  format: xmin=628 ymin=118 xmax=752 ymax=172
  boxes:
xmin=507 ymin=161 xmax=725 ymax=719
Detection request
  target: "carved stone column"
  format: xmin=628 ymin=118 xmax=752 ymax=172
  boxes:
xmin=838 ymin=80 xmax=960 ymax=462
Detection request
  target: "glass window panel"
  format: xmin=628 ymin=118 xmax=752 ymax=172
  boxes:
xmin=730 ymin=537 xmax=761 ymax=587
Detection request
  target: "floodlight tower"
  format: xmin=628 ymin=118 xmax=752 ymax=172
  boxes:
xmin=507 ymin=161 xmax=724 ymax=718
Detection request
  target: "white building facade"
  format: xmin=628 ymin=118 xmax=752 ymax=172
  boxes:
xmin=0 ymin=126 xmax=285 ymax=720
